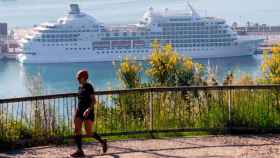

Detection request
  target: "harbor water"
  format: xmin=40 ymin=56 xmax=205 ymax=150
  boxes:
xmin=0 ymin=55 xmax=263 ymax=98
xmin=0 ymin=0 xmax=276 ymax=98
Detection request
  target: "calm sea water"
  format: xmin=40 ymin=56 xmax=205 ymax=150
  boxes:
xmin=0 ymin=55 xmax=263 ymax=98
xmin=0 ymin=0 xmax=274 ymax=98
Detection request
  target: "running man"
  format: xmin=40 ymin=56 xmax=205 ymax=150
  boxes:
xmin=71 ymin=70 xmax=107 ymax=157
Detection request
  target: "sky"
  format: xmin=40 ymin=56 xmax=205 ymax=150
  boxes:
xmin=0 ymin=0 xmax=278 ymax=28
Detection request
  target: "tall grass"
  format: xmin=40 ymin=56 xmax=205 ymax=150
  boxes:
xmin=0 ymin=74 xmax=72 ymax=150
xmin=92 ymin=87 xmax=280 ymax=136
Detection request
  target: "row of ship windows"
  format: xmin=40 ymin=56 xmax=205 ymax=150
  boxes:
xmin=42 ymin=43 xmax=78 ymax=46
xmin=169 ymin=18 xmax=192 ymax=21
xmin=82 ymin=47 xmax=223 ymax=54
xmin=160 ymin=22 xmax=225 ymax=27
xmin=162 ymin=29 xmax=228 ymax=34
xmin=41 ymin=26 xmax=228 ymax=36
xmin=94 ymin=47 xmax=147 ymax=50
xmin=63 ymin=48 xmax=150 ymax=53
xmin=91 ymin=42 xmax=233 ymax=50
xmin=41 ymin=34 xmax=79 ymax=38
xmin=41 ymin=41 xmax=232 ymax=48
xmin=107 ymin=32 xmax=137 ymax=37
xmin=94 ymin=48 xmax=210 ymax=54
xmin=103 ymin=30 xmax=234 ymax=37
xmin=105 ymin=30 xmax=229 ymax=37
xmin=162 ymin=27 xmax=228 ymax=31
xmin=103 ymin=33 xmax=230 ymax=39
xmin=161 ymin=32 xmax=232 ymax=36
xmin=35 ymin=34 xmax=233 ymax=43
xmin=36 ymin=37 xmax=234 ymax=45
xmin=95 ymin=50 xmax=149 ymax=54
xmin=173 ymin=42 xmax=233 ymax=47
xmin=34 ymin=37 xmax=234 ymax=44
xmin=158 ymin=35 xmax=233 ymax=38
xmin=171 ymin=38 xmax=235 ymax=43
xmin=65 ymin=48 xmax=91 ymax=50
xmin=164 ymin=26 xmax=226 ymax=29
xmin=90 ymin=40 xmax=232 ymax=47
xmin=36 ymin=39 xmax=78 ymax=42
xmin=41 ymin=25 xmax=227 ymax=34
xmin=42 ymin=29 xmax=99 ymax=33
xmin=37 ymin=30 xmax=231 ymax=39
xmin=107 ymin=30 xmax=227 ymax=36
xmin=101 ymin=36 xmax=234 ymax=41
xmin=52 ymin=25 xmax=104 ymax=29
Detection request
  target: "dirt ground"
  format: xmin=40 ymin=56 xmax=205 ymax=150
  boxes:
xmin=1 ymin=135 xmax=280 ymax=158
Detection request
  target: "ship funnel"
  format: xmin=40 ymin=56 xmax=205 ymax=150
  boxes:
xmin=187 ymin=1 xmax=200 ymax=18
xmin=69 ymin=4 xmax=80 ymax=14
xmin=149 ymin=7 xmax=154 ymax=12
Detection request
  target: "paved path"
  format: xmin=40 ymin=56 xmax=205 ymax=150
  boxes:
xmin=1 ymin=135 xmax=280 ymax=158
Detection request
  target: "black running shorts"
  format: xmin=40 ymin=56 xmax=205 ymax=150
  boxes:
xmin=75 ymin=108 xmax=94 ymax=121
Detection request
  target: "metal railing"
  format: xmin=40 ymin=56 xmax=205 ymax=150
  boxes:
xmin=0 ymin=85 xmax=280 ymax=142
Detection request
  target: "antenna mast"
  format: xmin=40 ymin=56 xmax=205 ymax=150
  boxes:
xmin=187 ymin=1 xmax=200 ymax=18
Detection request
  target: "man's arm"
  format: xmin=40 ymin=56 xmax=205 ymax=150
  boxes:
xmin=83 ymin=95 xmax=96 ymax=117
xmin=91 ymin=94 xmax=96 ymax=106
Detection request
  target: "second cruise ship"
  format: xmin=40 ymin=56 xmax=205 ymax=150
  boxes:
xmin=18 ymin=3 xmax=263 ymax=63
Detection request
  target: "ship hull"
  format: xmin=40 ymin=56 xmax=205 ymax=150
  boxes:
xmin=17 ymin=40 xmax=260 ymax=64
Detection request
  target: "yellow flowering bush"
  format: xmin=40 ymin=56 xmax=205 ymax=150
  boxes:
xmin=261 ymin=44 xmax=280 ymax=84
xmin=176 ymin=57 xmax=194 ymax=86
xmin=146 ymin=40 xmax=180 ymax=86
xmin=117 ymin=40 xmax=204 ymax=87
xmin=118 ymin=57 xmax=141 ymax=88
xmin=183 ymin=58 xmax=193 ymax=71
xmin=146 ymin=40 xmax=204 ymax=86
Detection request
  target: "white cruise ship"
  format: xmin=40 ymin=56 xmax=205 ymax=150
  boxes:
xmin=18 ymin=3 xmax=263 ymax=63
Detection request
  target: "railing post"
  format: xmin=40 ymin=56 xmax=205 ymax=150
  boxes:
xmin=149 ymin=90 xmax=153 ymax=131
xmin=228 ymin=89 xmax=232 ymax=133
